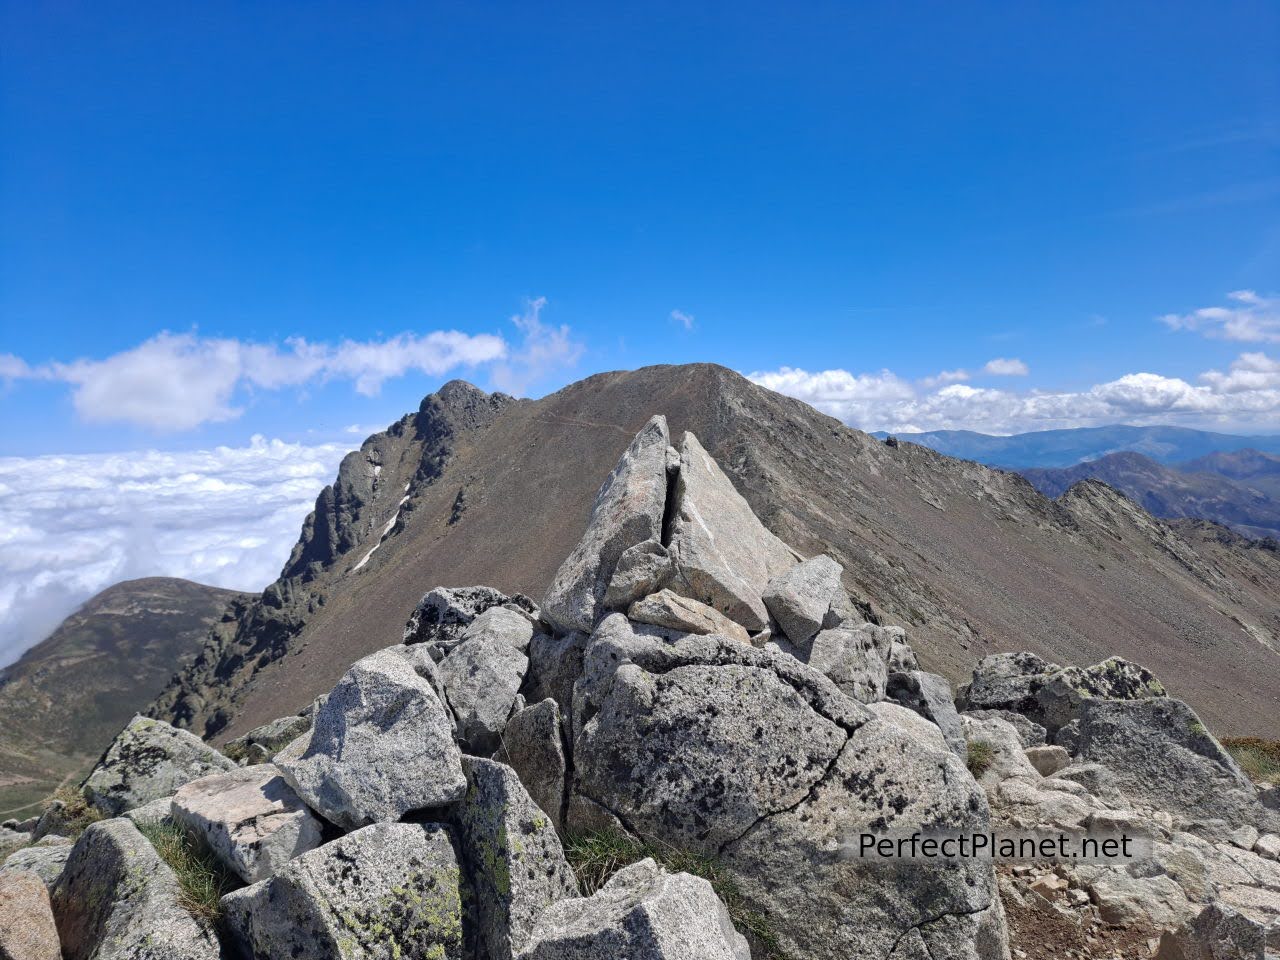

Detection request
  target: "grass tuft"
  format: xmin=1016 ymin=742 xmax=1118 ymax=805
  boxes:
xmin=966 ymin=739 xmax=996 ymax=778
xmin=137 ymin=820 xmax=237 ymax=926
xmin=1223 ymin=737 xmax=1280 ymax=785
xmin=48 ymin=786 xmax=104 ymax=839
xmin=564 ymin=829 xmax=788 ymax=959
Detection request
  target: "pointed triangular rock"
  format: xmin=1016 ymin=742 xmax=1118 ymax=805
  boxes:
xmin=665 ymin=432 xmax=796 ymax=631
xmin=542 ymin=415 xmax=671 ymax=633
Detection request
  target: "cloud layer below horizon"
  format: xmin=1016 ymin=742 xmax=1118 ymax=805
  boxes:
xmin=0 ymin=437 xmax=349 ymax=668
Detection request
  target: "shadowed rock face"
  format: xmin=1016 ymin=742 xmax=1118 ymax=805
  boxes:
xmin=149 ymin=364 xmax=1280 ymax=741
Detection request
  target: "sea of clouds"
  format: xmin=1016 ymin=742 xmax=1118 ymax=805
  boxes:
xmin=0 ymin=436 xmax=349 ymax=668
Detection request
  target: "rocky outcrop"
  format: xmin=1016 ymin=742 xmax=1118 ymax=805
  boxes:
xmin=0 ymin=869 xmax=60 ymax=960
xmin=404 ymin=584 xmax=537 ymax=657
xmin=222 ymin=714 xmax=311 ymax=764
xmin=82 ymin=716 xmax=237 ymax=816
xmin=222 ymin=822 xmax=467 ymax=960
xmin=543 ymin=415 xmax=671 ymax=633
xmin=664 ymin=432 xmax=797 ymax=631
xmin=762 ymin=554 xmax=844 ymax=648
xmin=518 ymin=858 xmax=750 ymax=960
xmin=50 ymin=818 xmax=220 ymax=960
xmin=276 ymin=646 xmax=465 ymax=829
xmin=1073 ymin=697 xmax=1263 ymax=826
xmin=170 ymin=765 xmax=323 ymax=882
xmin=0 ymin=838 xmax=72 ymax=890
xmin=437 ymin=610 xmax=532 ymax=754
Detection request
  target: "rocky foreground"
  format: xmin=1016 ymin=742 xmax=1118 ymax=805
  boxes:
xmin=2 ymin=417 xmax=1279 ymax=959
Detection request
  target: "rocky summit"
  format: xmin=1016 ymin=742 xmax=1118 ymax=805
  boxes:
xmin=4 ymin=416 xmax=1280 ymax=959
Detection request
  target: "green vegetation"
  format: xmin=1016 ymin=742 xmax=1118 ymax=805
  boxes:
xmin=564 ymin=829 xmax=788 ymax=959
xmin=1223 ymin=737 xmax=1280 ymax=785
xmin=137 ymin=820 xmax=237 ymax=926
xmin=966 ymin=739 xmax=996 ymax=777
xmin=48 ymin=786 xmax=104 ymax=839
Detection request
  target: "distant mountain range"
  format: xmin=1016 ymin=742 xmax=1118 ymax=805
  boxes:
xmin=877 ymin=426 xmax=1280 ymax=541
xmin=875 ymin=425 xmax=1280 ymax=469
xmin=0 ymin=577 xmax=247 ymax=815
xmin=1021 ymin=450 xmax=1280 ymax=541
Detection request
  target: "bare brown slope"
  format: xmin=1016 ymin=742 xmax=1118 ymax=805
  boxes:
xmin=154 ymin=364 xmax=1280 ymax=741
xmin=0 ymin=577 xmax=247 ymax=814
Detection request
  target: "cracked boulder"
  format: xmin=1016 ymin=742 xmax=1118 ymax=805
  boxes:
xmin=543 ymin=415 xmax=671 ymax=634
xmin=222 ymin=822 xmax=467 ymax=960
xmin=570 ymin=614 xmax=1006 ymax=960
xmin=665 ymin=432 xmax=797 ymax=631
xmin=82 ymin=715 xmax=236 ymax=816
xmin=170 ymin=764 xmax=323 ymax=883
xmin=276 ymin=646 xmax=465 ymax=829
xmin=518 ymin=858 xmax=750 ymax=960
xmin=494 ymin=698 xmax=569 ymax=833
xmin=1155 ymin=902 xmax=1268 ymax=960
xmin=762 ymin=553 xmax=844 ymax=648
xmin=1074 ymin=697 xmax=1263 ymax=827
xmin=454 ymin=758 xmax=579 ymax=960
xmin=50 ymin=818 xmax=220 ymax=960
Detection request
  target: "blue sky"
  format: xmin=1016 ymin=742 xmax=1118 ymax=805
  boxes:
xmin=1 ymin=1 xmax=1278 ymax=656
xmin=2 ymin=1 xmax=1278 ymax=453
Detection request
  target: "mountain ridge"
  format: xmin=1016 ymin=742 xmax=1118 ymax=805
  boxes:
xmin=150 ymin=363 xmax=1280 ymax=741
xmin=1021 ymin=450 xmax=1280 ymax=541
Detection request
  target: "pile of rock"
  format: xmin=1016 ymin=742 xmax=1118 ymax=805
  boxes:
xmin=1 ymin=415 xmax=1276 ymax=959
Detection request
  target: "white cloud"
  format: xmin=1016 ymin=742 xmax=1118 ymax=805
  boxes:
xmin=670 ymin=309 xmax=695 ymax=331
xmin=488 ymin=297 xmax=585 ymax=396
xmin=0 ymin=437 xmax=349 ymax=667
xmin=919 ymin=368 xmax=971 ymax=389
xmin=4 ymin=302 xmax=584 ymax=430
xmin=747 ymin=351 xmax=1280 ymax=434
xmin=982 ymin=357 xmax=1030 ymax=376
xmin=1161 ymin=290 xmax=1280 ymax=343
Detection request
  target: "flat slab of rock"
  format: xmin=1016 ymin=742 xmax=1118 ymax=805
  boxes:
xmin=223 ymin=822 xmax=467 ymax=960
xmin=276 ymin=646 xmax=465 ymax=829
xmin=171 ymin=764 xmax=323 ymax=882
xmin=518 ymin=858 xmax=750 ymax=960
xmin=543 ymin=415 xmax=671 ymax=633
xmin=628 ymin=589 xmax=751 ymax=643
xmin=494 ymin=699 xmax=569 ymax=833
xmin=0 ymin=869 xmax=60 ymax=960
xmin=665 ymin=432 xmax=796 ymax=631
xmin=455 ymin=758 xmax=579 ymax=960
xmin=82 ymin=715 xmax=236 ymax=816
xmin=51 ymin=818 xmax=220 ymax=960
xmin=1024 ymin=745 xmax=1071 ymax=777
xmin=762 ymin=554 xmax=843 ymax=647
